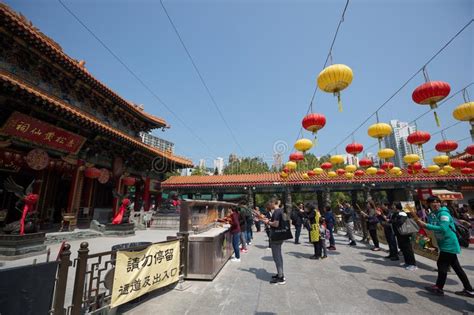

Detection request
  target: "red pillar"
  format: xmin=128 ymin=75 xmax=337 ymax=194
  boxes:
xmin=112 ymin=176 xmax=122 ymax=216
xmin=66 ymin=160 xmax=83 ymax=214
xmin=143 ymin=177 xmax=150 ymax=211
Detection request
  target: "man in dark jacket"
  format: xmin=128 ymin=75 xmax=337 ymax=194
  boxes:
xmin=324 ymin=206 xmax=336 ymax=250
xmin=291 ymin=203 xmax=305 ymax=244
xmin=341 ymin=202 xmax=356 ymax=246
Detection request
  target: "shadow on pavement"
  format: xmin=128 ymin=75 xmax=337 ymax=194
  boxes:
xmin=254 ymin=245 xmax=269 ymax=249
xmin=416 ymin=290 xmax=474 ymax=313
xmin=255 ymin=312 xmax=277 ymax=315
xmin=327 ymin=250 xmax=340 ymax=255
xmin=340 ymin=265 xmax=367 ymax=273
xmin=261 ymin=256 xmax=274 ymax=261
xmin=240 ymin=267 xmax=273 ymax=281
xmin=364 ymin=258 xmax=402 ymax=267
xmin=286 ymin=251 xmax=313 ymax=259
xmin=383 ymin=276 xmax=426 ymax=288
xmin=367 ymin=289 xmax=408 ymax=304
xmin=420 ymin=274 xmax=458 ymax=286
xmin=360 ymin=252 xmax=385 ymax=259
xmin=463 ymin=265 xmax=474 ymax=271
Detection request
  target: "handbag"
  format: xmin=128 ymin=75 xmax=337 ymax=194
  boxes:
xmin=398 ymin=218 xmax=419 ymax=235
xmin=310 ymin=223 xmax=320 ymax=242
xmin=270 ymin=219 xmax=293 ymax=241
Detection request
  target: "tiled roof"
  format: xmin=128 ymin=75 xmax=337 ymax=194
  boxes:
xmin=0 ymin=70 xmax=193 ymax=168
xmin=163 ymin=171 xmax=474 ymax=188
xmin=0 ymin=3 xmax=167 ymax=128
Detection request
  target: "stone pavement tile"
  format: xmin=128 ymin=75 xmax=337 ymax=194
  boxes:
xmin=122 ymin=229 xmax=474 ymax=315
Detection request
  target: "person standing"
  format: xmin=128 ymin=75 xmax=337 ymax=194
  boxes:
xmin=341 ymin=202 xmax=357 ymax=246
xmin=360 ymin=201 xmax=381 ymax=251
xmin=253 ymin=206 xmax=262 ymax=232
xmin=307 ymin=205 xmax=321 ymax=259
xmin=217 ymin=207 xmax=241 ymax=262
xmin=291 ymin=203 xmax=305 ymax=244
xmin=377 ymin=204 xmax=399 ymax=260
xmin=263 ymin=199 xmax=286 ymax=285
xmin=324 ymin=205 xmax=336 ymax=250
xmin=416 ymin=196 xmax=474 ymax=297
xmin=391 ymin=203 xmax=417 ymax=271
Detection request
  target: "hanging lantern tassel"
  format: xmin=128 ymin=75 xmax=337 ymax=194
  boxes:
xmin=378 ymin=138 xmax=382 ymax=150
xmin=312 ymin=134 xmax=318 ymax=146
xmin=430 ymin=102 xmax=440 ymax=127
xmin=335 ymin=91 xmax=343 ymax=112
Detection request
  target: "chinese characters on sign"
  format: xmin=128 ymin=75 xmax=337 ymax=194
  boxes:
xmin=111 ymin=240 xmax=180 ymax=308
xmin=0 ymin=112 xmax=86 ymax=154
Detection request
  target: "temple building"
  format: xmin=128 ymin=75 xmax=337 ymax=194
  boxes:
xmin=0 ymin=3 xmax=193 ymax=230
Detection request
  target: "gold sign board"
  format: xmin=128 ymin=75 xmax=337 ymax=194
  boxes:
xmin=111 ymin=240 xmax=180 ymax=308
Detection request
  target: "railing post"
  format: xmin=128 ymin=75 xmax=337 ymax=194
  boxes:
xmin=53 ymin=243 xmax=71 ymax=315
xmin=71 ymin=242 xmax=89 ymax=315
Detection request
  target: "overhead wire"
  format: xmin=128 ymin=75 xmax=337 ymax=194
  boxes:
xmin=294 ymin=0 xmax=350 ymax=145
xmin=57 ymin=0 xmax=219 ymax=158
xmin=159 ymin=0 xmax=245 ymax=155
xmin=325 ymin=19 xmax=474 ymax=156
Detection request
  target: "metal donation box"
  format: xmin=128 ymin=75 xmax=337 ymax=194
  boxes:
xmin=179 ymin=200 xmax=236 ymax=280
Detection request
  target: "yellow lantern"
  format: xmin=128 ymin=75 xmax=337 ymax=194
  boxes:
xmin=302 ymin=173 xmax=310 ymax=180
xmin=403 ymin=154 xmax=420 ymax=164
xmin=330 ymin=155 xmax=345 ymax=165
xmin=453 ymin=102 xmax=474 ymax=141
xmin=313 ymin=167 xmax=324 ymax=175
xmin=366 ymin=167 xmax=377 ymax=175
xmin=280 ymin=171 xmax=288 ymax=178
xmin=368 ymin=123 xmax=392 ymax=150
xmin=345 ymin=172 xmax=354 ymax=179
xmin=389 ymin=167 xmax=401 ymax=174
xmin=396 ymin=170 xmax=403 ymax=176
xmin=317 ymin=64 xmax=353 ymax=112
xmin=285 ymin=161 xmax=297 ymax=171
xmin=345 ymin=165 xmax=357 ymax=173
xmin=438 ymin=169 xmax=447 ymax=176
xmin=294 ymin=138 xmax=313 ymax=153
xmin=327 ymin=171 xmax=337 ymax=178
xmin=427 ymin=165 xmax=440 ymax=173
xmin=443 ymin=165 xmax=455 ymax=173
xmin=378 ymin=148 xmax=395 ymax=160
xmin=433 ymin=155 xmax=449 ymax=166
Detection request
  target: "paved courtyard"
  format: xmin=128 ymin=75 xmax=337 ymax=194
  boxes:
xmin=120 ymin=228 xmax=474 ymax=315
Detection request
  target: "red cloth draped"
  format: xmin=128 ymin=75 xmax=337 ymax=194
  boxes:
xmin=20 ymin=194 xmax=39 ymax=235
xmin=112 ymin=199 xmax=130 ymax=225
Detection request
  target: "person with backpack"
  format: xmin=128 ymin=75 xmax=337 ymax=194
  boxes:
xmin=415 ymin=196 xmax=474 ymax=298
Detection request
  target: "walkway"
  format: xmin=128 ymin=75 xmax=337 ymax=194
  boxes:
xmin=122 ymin=229 xmax=474 ymax=315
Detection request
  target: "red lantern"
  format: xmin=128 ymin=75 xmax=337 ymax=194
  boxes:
xmin=460 ymin=167 xmax=473 ymax=175
xmin=407 ymin=131 xmax=431 ymax=147
xmin=422 ymin=168 xmax=430 ymax=174
xmin=408 ymin=162 xmax=422 ymax=171
xmin=376 ymin=169 xmax=386 ymax=175
xmin=435 ymin=140 xmax=458 ymax=153
xmin=302 ymin=113 xmax=326 ymax=134
xmin=283 ymin=167 xmax=290 ymax=173
xmin=122 ymin=177 xmax=136 ymax=186
xmin=466 ymin=144 xmax=474 ymax=155
xmin=307 ymin=170 xmax=316 ymax=177
xmin=84 ymin=167 xmax=101 ymax=179
xmin=336 ymin=168 xmax=345 ymax=176
xmin=289 ymin=152 xmax=304 ymax=162
xmin=354 ymin=170 xmax=365 ymax=177
xmin=381 ymin=162 xmax=394 ymax=170
xmin=468 ymin=161 xmax=474 ymax=169
xmin=345 ymin=142 xmax=364 ymax=156
xmin=359 ymin=158 xmax=373 ymax=168
xmin=412 ymin=81 xmax=450 ymax=126
xmin=321 ymin=162 xmax=332 ymax=170
xmin=407 ymin=169 xmax=416 ymax=175
xmin=450 ymin=159 xmax=467 ymax=169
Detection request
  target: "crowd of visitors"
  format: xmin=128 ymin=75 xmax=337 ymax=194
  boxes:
xmin=218 ymin=195 xmax=473 ymax=297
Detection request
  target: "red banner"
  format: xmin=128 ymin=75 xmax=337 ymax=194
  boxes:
xmin=1 ymin=112 xmax=86 ymax=154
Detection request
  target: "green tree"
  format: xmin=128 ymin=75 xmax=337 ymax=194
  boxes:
xmin=224 ymin=157 xmax=269 ymax=174
xmin=191 ymin=166 xmax=207 ymax=176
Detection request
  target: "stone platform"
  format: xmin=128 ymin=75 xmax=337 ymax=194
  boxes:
xmin=150 ymin=213 xmax=180 ymax=229
xmin=104 ymin=223 xmax=135 ymax=236
xmin=0 ymin=232 xmax=47 ymax=260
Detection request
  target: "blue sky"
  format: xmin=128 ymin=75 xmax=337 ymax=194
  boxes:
xmin=6 ymin=0 xmax=473 ymax=167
